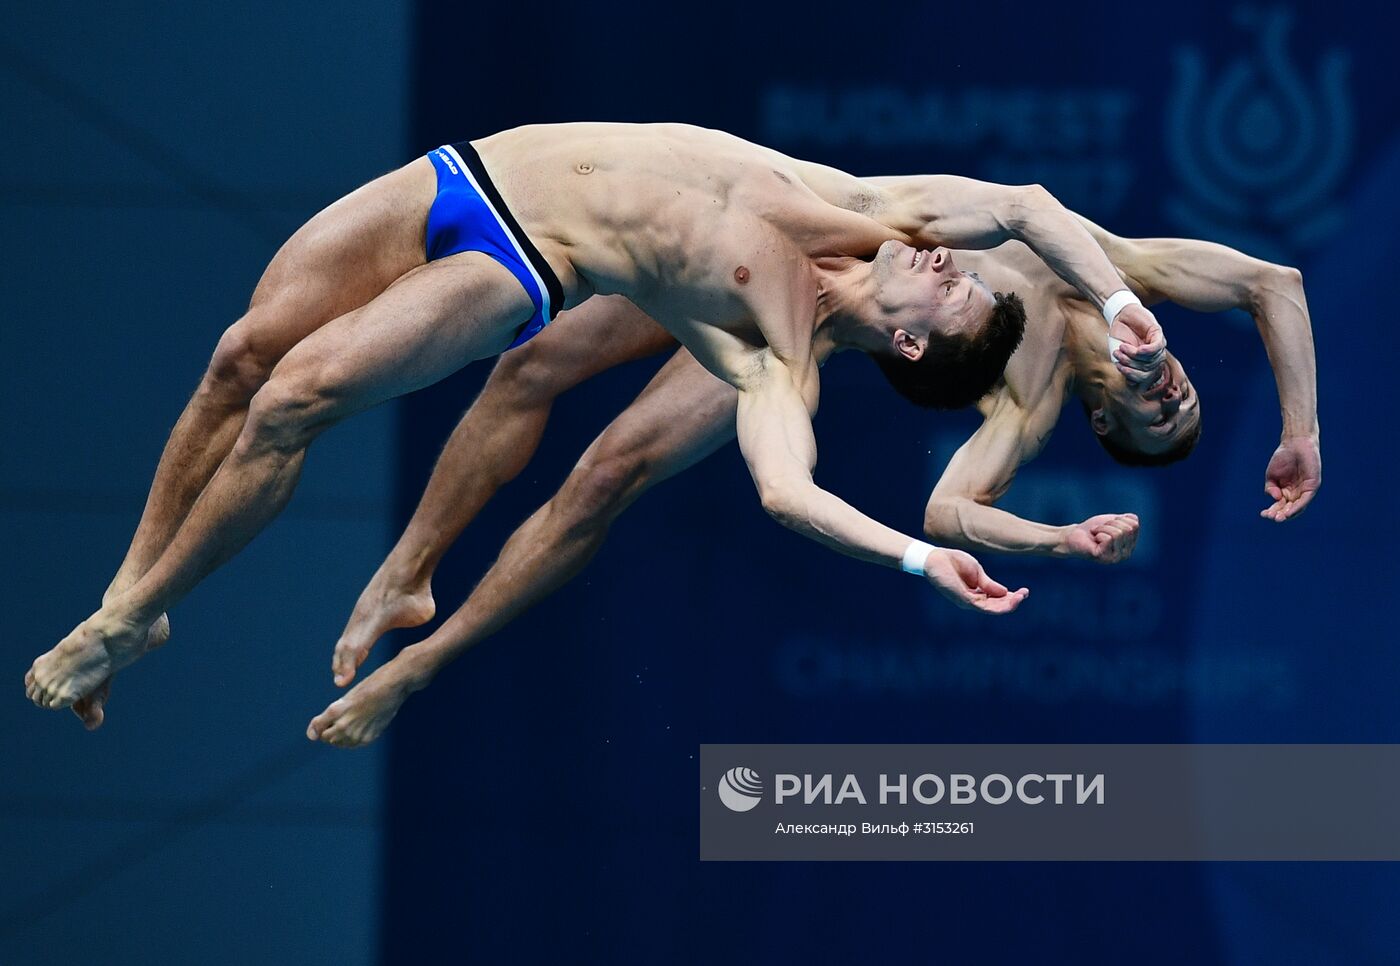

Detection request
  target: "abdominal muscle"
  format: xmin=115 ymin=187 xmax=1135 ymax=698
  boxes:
xmin=471 ymin=123 xmax=872 ymax=317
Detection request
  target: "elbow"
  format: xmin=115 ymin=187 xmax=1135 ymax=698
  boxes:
xmin=758 ymin=479 xmax=809 ymax=530
xmin=923 ymin=497 xmax=970 ymax=547
xmin=1265 ymin=262 xmax=1303 ymax=290
xmin=1249 ymin=263 xmax=1304 ymax=311
xmin=1019 ymin=183 xmax=1056 ymax=206
xmin=1006 ymin=183 xmax=1063 ymax=230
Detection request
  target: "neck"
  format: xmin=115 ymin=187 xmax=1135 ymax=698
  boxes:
xmin=1063 ymin=306 xmax=1116 ymax=407
xmin=812 ymin=257 xmax=893 ymax=356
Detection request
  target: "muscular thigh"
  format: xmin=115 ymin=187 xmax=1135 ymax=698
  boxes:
xmin=267 ymin=251 xmax=535 ymax=421
xmin=242 ymin=157 xmax=437 ymax=356
xmin=532 ymin=295 xmax=676 ymax=375
xmin=486 ymin=295 xmax=677 ymax=399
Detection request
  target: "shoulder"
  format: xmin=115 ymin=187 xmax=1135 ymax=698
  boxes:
xmin=973 ymin=380 xmax=1062 ymax=469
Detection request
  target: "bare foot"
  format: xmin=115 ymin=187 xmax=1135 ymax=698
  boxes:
xmin=332 ymin=568 xmax=434 ymax=687
xmin=70 ymin=613 xmax=171 ymax=730
xmin=307 ymin=659 xmax=422 ymax=748
xmin=26 ymin=610 xmax=155 ymax=710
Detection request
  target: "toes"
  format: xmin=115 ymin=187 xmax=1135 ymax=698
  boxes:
xmin=338 ymin=724 xmax=370 ymax=749
xmin=51 ymin=684 xmax=81 ymax=710
xmin=333 ymin=643 xmax=366 ymax=687
xmin=310 ymin=699 xmax=371 ymax=748
xmin=75 ymin=685 xmax=110 ymax=730
xmin=307 ymin=704 xmax=342 ymax=741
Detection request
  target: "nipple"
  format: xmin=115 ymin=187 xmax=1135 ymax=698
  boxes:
xmin=734 ymin=265 xmax=750 ymax=284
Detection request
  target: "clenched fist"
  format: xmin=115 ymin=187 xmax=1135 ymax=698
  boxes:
xmin=1061 ymin=512 xmax=1140 ymax=563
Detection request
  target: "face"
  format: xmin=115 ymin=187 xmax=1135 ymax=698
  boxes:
xmin=1097 ymin=352 xmax=1201 ymax=455
xmin=873 ymin=241 xmax=994 ymax=359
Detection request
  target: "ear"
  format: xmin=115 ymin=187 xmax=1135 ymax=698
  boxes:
xmin=1089 ymin=405 xmax=1112 ymax=437
xmin=893 ymin=328 xmax=924 ymax=362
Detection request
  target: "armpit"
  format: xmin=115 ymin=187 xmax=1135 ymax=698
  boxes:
xmin=842 ymin=188 xmax=881 ymax=216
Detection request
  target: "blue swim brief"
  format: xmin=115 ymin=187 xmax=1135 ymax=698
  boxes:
xmin=425 ymin=141 xmax=565 ymax=349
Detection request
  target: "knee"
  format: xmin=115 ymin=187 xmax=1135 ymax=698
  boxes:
xmin=561 ymin=451 xmax=647 ymax=524
xmin=240 ymin=373 xmax=333 ymax=454
xmin=484 ymin=340 xmax=574 ymax=407
xmin=203 ymin=313 xmax=285 ymax=404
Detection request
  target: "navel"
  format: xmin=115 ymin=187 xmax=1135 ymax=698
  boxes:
xmin=575 ymin=160 xmax=595 ymax=175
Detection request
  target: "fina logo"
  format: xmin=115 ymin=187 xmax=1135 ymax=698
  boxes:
xmin=1165 ymin=7 xmax=1351 ymax=265
xmin=718 ymin=767 xmax=764 ymax=812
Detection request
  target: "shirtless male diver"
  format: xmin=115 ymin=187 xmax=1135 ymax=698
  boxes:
xmin=292 ymin=223 xmax=1314 ymax=747
xmin=26 ymin=122 xmax=1167 ymax=715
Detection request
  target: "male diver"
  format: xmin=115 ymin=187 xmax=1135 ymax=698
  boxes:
xmin=27 ymin=122 xmax=1165 ymax=714
xmin=299 ymin=223 xmax=1313 ymax=747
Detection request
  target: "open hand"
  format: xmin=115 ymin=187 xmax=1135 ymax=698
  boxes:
xmin=1110 ymin=303 xmax=1167 ymax=384
xmin=924 ymin=548 xmax=1029 ymax=614
xmin=1261 ymin=435 xmax=1321 ymax=521
xmin=1062 ymin=512 xmax=1139 ymax=563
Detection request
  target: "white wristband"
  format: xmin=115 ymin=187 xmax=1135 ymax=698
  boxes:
xmin=900 ymin=540 xmax=937 ymax=576
xmin=1101 ymin=289 xmax=1141 ymax=324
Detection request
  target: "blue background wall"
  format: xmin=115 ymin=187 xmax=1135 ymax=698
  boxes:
xmin=387 ymin=1 xmax=1400 ymax=963
xmin=3 ymin=1 xmax=1397 ymax=964
xmin=1 ymin=5 xmax=405 ymax=964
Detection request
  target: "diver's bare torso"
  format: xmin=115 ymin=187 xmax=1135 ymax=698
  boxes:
xmin=956 ymin=244 xmax=1081 ymax=423
xmin=473 ymin=122 xmax=903 ymax=375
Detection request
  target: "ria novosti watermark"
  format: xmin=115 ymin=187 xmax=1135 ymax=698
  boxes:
xmin=700 ymin=744 xmax=1400 ymax=861
xmin=716 ymin=770 xmax=1103 ymax=812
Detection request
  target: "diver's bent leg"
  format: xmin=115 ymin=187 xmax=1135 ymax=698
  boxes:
xmin=28 ymin=253 xmax=530 ymax=711
xmin=333 ymin=295 xmax=675 ymax=685
xmin=71 ymin=321 xmax=274 ymax=728
xmin=107 ymin=157 xmax=436 ymax=599
xmin=72 ymin=158 xmax=436 ymax=728
xmin=107 ymin=320 xmax=281 ymax=600
xmin=312 ymin=349 xmax=739 ymax=747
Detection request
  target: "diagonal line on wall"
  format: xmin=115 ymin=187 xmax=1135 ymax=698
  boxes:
xmin=0 ymin=38 xmax=287 ymax=245
xmin=0 ymin=485 xmax=389 ymax=520
xmin=0 ymin=182 xmax=330 ymax=213
xmin=0 ymin=797 xmax=377 ymax=828
xmin=0 ymin=741 xmax=327 ymax=939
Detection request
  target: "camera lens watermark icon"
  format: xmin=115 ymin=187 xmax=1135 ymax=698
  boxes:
xmin=718 ymin=767 xmax=764 ymax=812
